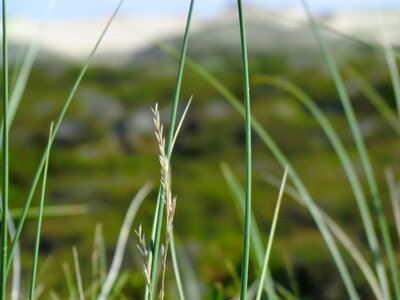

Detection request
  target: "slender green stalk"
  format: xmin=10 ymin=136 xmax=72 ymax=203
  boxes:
xmin=63 ymin=263 xmax=77 ymax=300
xmin=28 ymin=123 xmax=53 ymax=300
xmin=221 ymin=162 xmax=278 ymax=299
xmin=345 ymin=66 xmax=400 ymax=137
xmin=0 ymin=0 xmax=9 ymax=297
xmin=72 ymin=247 xmax=85 ymax=300
xmin=5 ymin=0 xmax=124 ymax=274
xmin=236 ymin=1 xmax=252 ymax=299
xmin=384 ymin=41 xmax=400 ymax=120
xmin=302 ymin=1 xmax=398 ymax=298
xmin=9 ymin=204 xmax=89 ymax=219
xmin=255 ymin=167 xmax=288 ymax=300
xmin=254 ymin=74 xmax=388 ymax=298
xmin=145 ymin=1 xmax=195 ymax=299
xmin=170 ymin=232 xmax=185 ymax=300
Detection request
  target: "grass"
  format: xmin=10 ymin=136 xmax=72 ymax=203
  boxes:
xmin=1 ymin=0 xmax=400 ymax=299
xmin=236 ymin=1 xmax=253 ymax=299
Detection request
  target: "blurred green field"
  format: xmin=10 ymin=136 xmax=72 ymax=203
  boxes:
xmin=5 ymin=32 xmax=399 ymax=298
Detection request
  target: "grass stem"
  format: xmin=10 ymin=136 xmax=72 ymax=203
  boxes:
xmin=0 ymin=0 xmax=9 ymax=297
xmin=236 ymin=1 xmax=252 ymax=299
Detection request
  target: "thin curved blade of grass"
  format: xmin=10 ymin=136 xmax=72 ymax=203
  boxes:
xmin=262 ymin=172 xmax=383 ymax=300
xmin=344 ymin=66 xmax=400 ymax=137
xmin=6 ymin=0 xmax=125 ymax=274
xmin=255 ymin=167 xmax=288 ymax=300
xmin=91 ymin=223 xmax=102 ymax=300
xmin=302 ymin=1 xmax=398 ymax=298
xmin=174 ymin=235 xmax=202 ymax=300
xmin=146 ymin=1 xmax=195 ymax=299
xmin=254 ymin=74 xmax=388 ymax=298
xmin=98 ymin=182 xmax=152 ymax=300
xmin=110 ymin=270 xmax=129 ymax=298
xmin=0 ymin=201 xmax=21 ymax=300
xmin=282 ymin=254 xmax=302 ymax=300
xmin=171 ymin=96 xmax=193 ymax=150
xmin=385 ymin=169 xmax=400 ymax=242
xmin=1 ymin=0 xmax=10 ymax=297
xmin=8 ymin=214 xmax=20 ymax=300
xmin=169 ymin=232 xmax=185 ymax=300
xmin=10 ymin=204 xmax=89 ymax=219
xmin=63 ymin=263 xmax=77 ymax=300
xmin=221 ymin=162 xmax=278 ymax=299
xmin=72 ymin=247 xmax=85 ymax=300
xmin=236 ymin=2 xmax=252 ymax=299
xmin=382 ymin=34 xmax=400 ymax=120
xmin=28 ymin=123 xmax=53 ymax=300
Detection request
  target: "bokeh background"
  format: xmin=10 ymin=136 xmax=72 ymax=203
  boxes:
xmin=4 ymin=0 xmax=400 ymax=298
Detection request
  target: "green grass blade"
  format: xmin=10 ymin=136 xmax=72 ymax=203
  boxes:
xmin=254 ymin=74 xmax=388 ymax=298
xmin=236 ymin=1 xmax=252 ymax=299
xmin=345 ymin=66 xmax=400 ymax=137
xmin=262 ymin=172 xmax=383 ymax=300
xmin=383 ymin=41 xmax=400 ymax=120
xmin=255 ymin=167 xmax=288 ymax=300
xmin=63 ymin=263 xmax=77 ymax=300
xmin=174 ymin=236 xmax=202 ymax=300
xmin=282 ymin=255 xmax=302 ymax=300
xmin=98 ymin=182 xmax=152 ymax=300
xmin=9 ymin=204 xmax=89 ymax=219
xmin=385 ymin=169 xmax=400 ymax=242
xmin=169 ymin=232 xmax=185 ymax=300
xmin=28 ymin=122 xmax=53 ymax=300
xmin=72 ymin=247 xmax=85 ymax=300
xmin=5 ymin=0 xmax=124 ymax=274
xmin=7 ymin=213 xmax=20 ymax=300
xmin=0 ymin=0 xmax=9 ymax=296
xmin=302 ymin=1 xmax=398 ymax=298
xmin=145 ymin=1 xmax=195 ymax=299
xmin=221 ymin=162 xmax=278 ymax=299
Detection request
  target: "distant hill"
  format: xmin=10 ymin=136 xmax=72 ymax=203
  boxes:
xmin=6 ymin=7 xmax=400 ymax=65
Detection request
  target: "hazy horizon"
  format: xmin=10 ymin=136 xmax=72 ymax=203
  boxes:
xmin=7 ymin=0 xmax=400 ymax=20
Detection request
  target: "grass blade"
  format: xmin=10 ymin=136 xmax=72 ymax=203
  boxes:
xmin=72 ymin=247 xmax=85 ymax=300
xmin=98 ymin=182 xmax=152 ymax=300
xmin=28 ymin=122 xmax=54 ymax=300
xmin=169 ymin=232 xmax=185 ymax=300
xmin=236 ymin=1 xmax=252 ymax=299
xmin=6 ymin=0 xmax=125 ymax=274
xmin=0 ymin=0 xmax=10 ymax=297
xmin=145 ymin=1 xmax=195 ymax=299
xmin=262 ymin=172 xmax=383 ymax=300
xmin=382 ymin=35 xmax=400 ymax=120
xmin=254 ymin=74 xmax=388 ymax=298
xmin=221 ymin=162 xmax=278 ymax=299
xmin=385 ymin=169 xmax=400 ymax=242
xmin=345 ymin=66 xmax=400 ymax=137
xmin=255 ymin=167 xmax=288 ymax=300
xmin=63 ymin=263 xmax=77 ymax=300
xmin=302 ymin=1 xmax=398 ymax=297
xmin=9 ymin=204 xmax=89 ymax=219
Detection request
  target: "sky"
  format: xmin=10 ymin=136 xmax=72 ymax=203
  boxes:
xmin=7 ymin=0 xmax=400 ymax=20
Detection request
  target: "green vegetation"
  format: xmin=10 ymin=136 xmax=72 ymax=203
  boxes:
xmin=1 ymin=0 xmax=400 ymax=299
